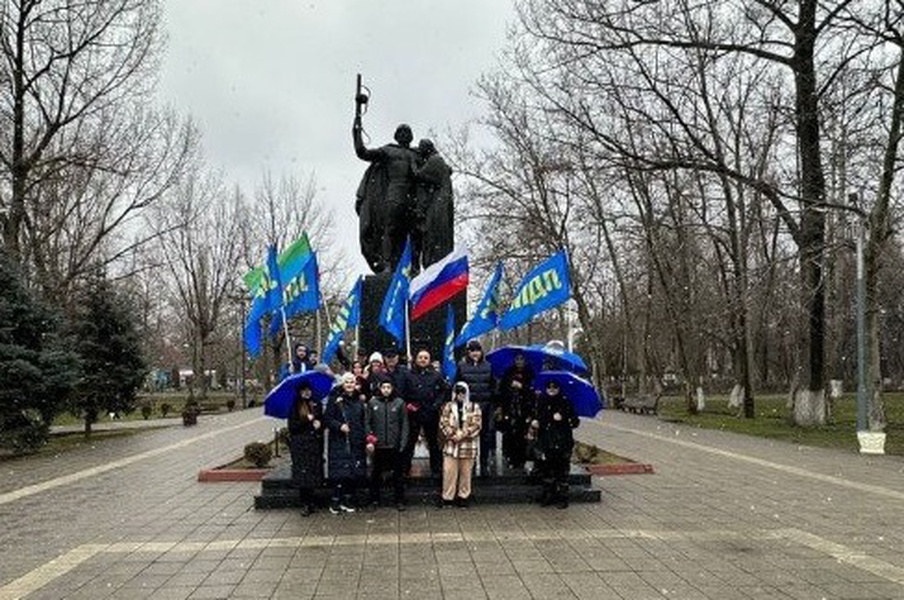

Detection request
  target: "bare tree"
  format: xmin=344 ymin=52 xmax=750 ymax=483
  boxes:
xmin=503 ymin=0 xmax=893 ymax=425
xmin=450 ymin=73 xmax=623 ymax=387
xmin=0 ymin=0 xmax=193 ymax=295
xmin=242 ymin=170 xmax=344 ymax=377
xmin=153 ymin=170 xmax=244 ymax=400
xmin=848 ymin=2 xmax=904 ymax=431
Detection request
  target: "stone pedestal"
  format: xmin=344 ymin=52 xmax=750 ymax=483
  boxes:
xmin=254 ymin=450 xmax=601 ymax=509
xmin=359 ymin=273 xmax=467 ymax=362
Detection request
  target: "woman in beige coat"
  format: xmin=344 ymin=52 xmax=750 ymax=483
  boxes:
xmin=439 ymin=382 xmax=482 ymax=507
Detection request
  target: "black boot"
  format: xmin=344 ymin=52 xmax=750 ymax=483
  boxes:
xmin=556 ymin=482 xmax=569 ymax=509
xmin=539 ymin=483 xmax=554 ymax=507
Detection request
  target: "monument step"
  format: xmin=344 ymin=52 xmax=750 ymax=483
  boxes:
xmin=254 ymin=485 xmax=600 ymax=509
xmin=255 ymin=459 xmax=600 ymax=509
xmin=259 ymin=461 xmax=594 ymax=490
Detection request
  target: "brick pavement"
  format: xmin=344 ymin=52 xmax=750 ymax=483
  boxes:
xmin=1 ymin=407 xmax=903 ymax=598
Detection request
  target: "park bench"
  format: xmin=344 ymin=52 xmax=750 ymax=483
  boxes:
xmin=621 ymin=394 xmax=661 ymax=415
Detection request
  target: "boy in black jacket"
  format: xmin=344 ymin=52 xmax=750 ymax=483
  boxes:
xmin=531 ymin=380 xmax=579 ymax=509
xmin=365 ymin=377 xmax=409 ymax=510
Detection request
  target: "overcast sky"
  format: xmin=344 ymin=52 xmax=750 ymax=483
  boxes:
xmin=156 ymin=1 xmax=517 ymax=277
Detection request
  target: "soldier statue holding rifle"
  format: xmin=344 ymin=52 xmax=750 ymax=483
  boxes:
xmin=353 ymin=75 xmax=453 ymax=275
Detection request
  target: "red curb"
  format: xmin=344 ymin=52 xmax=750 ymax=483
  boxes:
xmin=583 ymin=463 xmax=654 ymax=476
xmin=197 ymin=468 xmax=269 ymax=482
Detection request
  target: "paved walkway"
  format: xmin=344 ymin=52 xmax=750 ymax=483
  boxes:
xmin=1 ymin=407 xmax=903 ymax=599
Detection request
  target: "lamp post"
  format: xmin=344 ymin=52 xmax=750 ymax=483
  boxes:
xmin=855 ymin=221 xmax=867 ymax=434
xmin=847 ymin=194 xmax=883 ymax=453
xmin=239 ymin=298 xmax=247 ymax=409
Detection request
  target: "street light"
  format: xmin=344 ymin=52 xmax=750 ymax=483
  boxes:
xmin=846 ymin=193 xmax=884 ymax=453
xmin=855 ymin=219 xmax=867 ymax=434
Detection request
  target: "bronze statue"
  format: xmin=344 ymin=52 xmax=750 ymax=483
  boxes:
xmin=413 ymin=139 xmax=453 ymax=267
xmin=353 ymin=77 xmax=418 ymax=273
xmin=352 ymin=76 xmax=454 ymax=274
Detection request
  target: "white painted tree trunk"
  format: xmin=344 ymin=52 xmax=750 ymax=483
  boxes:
xmin=793 ymin=389 xmax=826 ymax=426
xmin=728 ymin=384 xmax=743 ymax=410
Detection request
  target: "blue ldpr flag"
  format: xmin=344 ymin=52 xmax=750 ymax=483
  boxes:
xmin=321 ymin=277 xmax=363 ymax=364
xmin=277 ymin=234 xmax=313 ymax=310
xmin=244 ymin=283 xmax=268 ymax=358
xmin=456 ymin=261 xmax=503 ymax=345
xmin=243 ymin=244 xmax=280 ymax=357
xmin=270 ymin=252 xmax=321 ymax=338
xmin=243 ymin=313 xmax=263 ymax=358
xmin=379 ymin=238 xmax=413 ymax=345
xmin=265 ymin=244 xmax=283 ymax=313
xmin=499 ymin=250 xmax=571 ymax=331
xmin=442 ymin=304 xmax=457 ymax=382
xmin=266 ymin=244 xmax=288 ymax=338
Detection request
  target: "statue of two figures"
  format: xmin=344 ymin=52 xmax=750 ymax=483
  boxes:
xmin=353 ymin=76 xmax=453 ymax=275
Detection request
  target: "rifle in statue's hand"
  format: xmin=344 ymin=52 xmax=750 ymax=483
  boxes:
xmin=354 ymin=73 xmax=369 ymax=128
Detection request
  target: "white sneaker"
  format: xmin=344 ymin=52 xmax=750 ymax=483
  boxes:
xmin=329 ymin=505 xmax=340 ymax=515
xmin=339 ymin=504 xmax=356 ymax=513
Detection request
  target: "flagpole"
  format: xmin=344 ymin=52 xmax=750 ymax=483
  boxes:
xmin=319 ymin=294 xmax=332 ymax=355
xmin=404 ymin=298 xmax=411 ymax=359
xmin=281 ymin=307 xmax=293 ymax=371
xmin=315 ymin=308 xmax=322 ymax=356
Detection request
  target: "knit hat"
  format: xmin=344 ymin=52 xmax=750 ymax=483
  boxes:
xmin=368 ymin=352 xmax=384 ymax=364
xmin=466 ymin=339 xmax=482 ymax=351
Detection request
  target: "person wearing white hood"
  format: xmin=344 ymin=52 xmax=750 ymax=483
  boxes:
xmin=439 ymin=381 xmax=482 ymax=507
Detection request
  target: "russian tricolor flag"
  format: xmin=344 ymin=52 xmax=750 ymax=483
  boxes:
xmin=409 ymin=248 xmax=470 ymax=321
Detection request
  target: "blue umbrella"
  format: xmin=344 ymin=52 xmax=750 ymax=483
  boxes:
xmin=264 ymin=371 xmax=335 ymax=419
xmin=486 ymin=345 xmax=590 ymax=378
xmin=527 ymin=343 xmax=589 ymax=373
xmin=532 ymin=371 xmax=603 ymax=418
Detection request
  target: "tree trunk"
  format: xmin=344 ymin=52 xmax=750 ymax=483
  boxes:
xmin=5 ymin=4 xmax=28 ymax=261
xmin=790 ymin=0 xmax=828 ymax=426
xmin=863 ymin=47 xmax=904 ymax=431
xmin=83 ymin=408 xmax=97 ymax=437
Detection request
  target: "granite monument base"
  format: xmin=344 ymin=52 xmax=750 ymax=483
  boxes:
xmin=358 ymin=272 xmax=467 ymax=362
xmin=254 ymin=447 xmax=601 ymax=509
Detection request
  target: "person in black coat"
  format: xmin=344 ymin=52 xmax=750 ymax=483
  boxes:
xmin=292 ymin=343 xmax=316 ymax=373
xmin=365 ymin=376 xmax=409 ymax=510
xmin=531 ymin=379 xmax=580 ymax=509
xmin=499 ymin=353 xmax=535 ymax=470
xmin=402 ymin=348 xmax=446 ymax=478
xmin=382 ymin=347 xmax=409 ymax=396
xmin=324 ymin=373 xmax=367 ymax=513
xmin=287 ymin=382 xmax=324 ymax=516
xmin=456 ymin=339 xmax=497 ymax=476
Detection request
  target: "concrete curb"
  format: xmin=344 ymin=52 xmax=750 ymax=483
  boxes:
xmin=583 ymin=462 xmax=654 ymax=476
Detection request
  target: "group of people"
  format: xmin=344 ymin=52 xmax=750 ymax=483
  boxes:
xmin=285 ymin=338 xmax=580 ymax=516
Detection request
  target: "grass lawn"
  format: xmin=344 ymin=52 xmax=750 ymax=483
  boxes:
xmin=0 ymin=429 xmax=148 ymax=462
xmin=657 ymin=392 xmax=904 ymax=456
xmin=51 ymin=391 xmax=241 ymax=427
